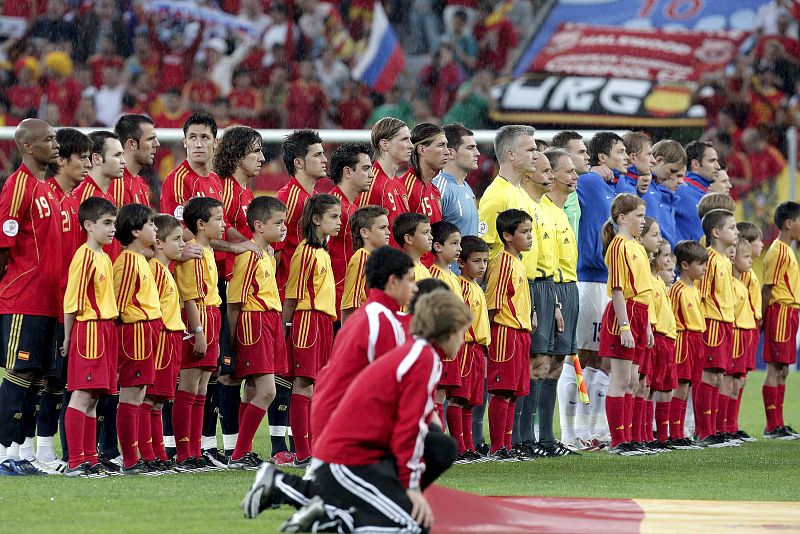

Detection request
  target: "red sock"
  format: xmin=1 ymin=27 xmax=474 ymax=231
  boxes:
xmin=623 ymin=394 xmax=634 ymax=442
xmin=655 ymin=401 xmax=670 ymax=443
xmin=777 ymin=384 xmax=786 ymax=428
xmin=763 ymin=385 xmax=779 ymax=431
xmin=173 ymin=390 xmax=194 ymax=462
xmin=238 ymin=401 xmax=248 ymax=428
xmin=150 ymin=407 xmax=167 ymax=461
xmin=716 ymin=395 xmax=730 ymax=435
xmin=461 ymin=407 xmax=474 ymax=452
xmin=65 ymin=407 xmax=85 ymax=469
xmin=138 ymin=403 xmax=155 ymax=461
xmin=735 ymin=393 xmax=744 ymax=432
xmin=233 ymin=404 xmax=267 ymax=460
xmin=191 ymin=394 xmax=206 ymax=458
xmin=83 ymin=414 xmax=97 ymax=465
xmin=487 ymin=396 xmax=508 ymax=453
xmin=435 ymin=403 xmax=445 ymax=429
xmin=709 ymin=386 xmax=720 ymax=435
xmin=504 ymin=398 xmax=516 ymax=450
xmin=117 ymin=402 xmax=141 ymax=468
xmin=669 ymin=397 xmax=687 ymax=440
xmin=726 ymin=395 xmax=738 ymax=434
xmin=289 ymin=394 xmax=311 ymax=461
xmin=606 ymin=396 xmax=626 ymax=446
xmin=646 ymin=400 xmax=655 ymax=442
xmin=631 ymin=397 xmax=643 ymax=442
xmin=695 ymin=382 xmax=714 ymax=439
xmin=446 ymin=405 xmax=465 ymax=454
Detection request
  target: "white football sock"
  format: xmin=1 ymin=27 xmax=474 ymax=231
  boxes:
xmin=557 ymin=361 xmax=578 ymax=444
xmin=201 ymin=436 xmax=217 ymax=451
xmin=36 ymin=435 xmax=56 ymax=463
xmin=222 ymin=433 xmax=238 ymax=453
xmin=20 ymin=437 xmax=35 ymax=461
xmin=590 ymin=370 xmax=610 ymax=440
xmin=163 ymin=435 xmax=176 ymax=448
xmin=7 ymin=442 xmax=21 ymax=461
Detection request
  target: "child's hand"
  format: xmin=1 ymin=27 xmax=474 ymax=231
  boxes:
xmin=555 ymin=307 xmax=564 ymax=333
xmin=61 ymin=337 xmax=69 ymax=357
xmin=232 ymin=241 xmax=263 ymax=258
xmin=531 ymin=311 xmax=538 ymax=332
xmin=620 ymin=329 xmax=635 ymax=348
xmin=193 ymin=331 xmax=207 ymax=358
xmin=646 ymin=327 xmax=654 ymax=348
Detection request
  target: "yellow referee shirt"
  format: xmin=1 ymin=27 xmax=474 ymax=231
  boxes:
xmin=64 ymin=244 xmax=118 ymax=321
xmin=149 ymin=259 xmax=184 ymax=332
xmin=113 ymin=250 xmax=162 ymax=323
xmin=286 ymin=240 xmax=336 ymax=319
xmin=543 ymin=195 xmax=577 ymax=283
xmin=733 ymin=277 xmax=756 ymax=330
xmin=429 ymin=263 xmax=462 ymax=296
xmin=697 ymin=247 xmax=735 ymax=323
xmin=605 ymin=235 xmax=652 ymax=306
xmin=228 ymin=245 xmax=282 ymax=312
xmin=478 ymin=175 xmax=539 ymax=280
xmin=530 ymin=197 xmax=558 ymax=279
xmin=341 ymin=248 xmax=369 ymax=313
xmin=460 ymin=276 xmax=490 ymax=345
xmin=486 ymin=250 xmax=532 ymax=332
xmin=763 ymin=240 xmax=800 ymax=307
xmin=669 ymin=279 xmax=705 ymax=333
xmin=175 ymin=243 xmax=222 ymax=307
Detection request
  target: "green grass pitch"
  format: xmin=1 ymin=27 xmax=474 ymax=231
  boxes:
xmin=3 ymin=371 xmax=799 ymax=533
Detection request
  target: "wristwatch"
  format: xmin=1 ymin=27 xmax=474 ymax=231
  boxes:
xmin=192 ymin=326 xmax=204 ymax=335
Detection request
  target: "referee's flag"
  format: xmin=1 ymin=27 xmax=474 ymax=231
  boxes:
xmin=575 ymin=357 xmax=589 ymax=404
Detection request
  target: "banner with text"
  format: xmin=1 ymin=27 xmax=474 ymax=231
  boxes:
xmin=532 ymin=23 xmax=749 ymax=82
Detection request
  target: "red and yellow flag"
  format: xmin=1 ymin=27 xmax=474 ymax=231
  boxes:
xmin=574 ymin=356 xmax=589 ymax=404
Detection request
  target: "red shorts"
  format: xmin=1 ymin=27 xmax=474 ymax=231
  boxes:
xmin=149 ymin=329 xmax=182 ymax=399
xmin=640 ymin=345 xmax=653 ymax=378
xmin=235 ymin=310 xmax=288 ymax=379
xmin=650 ymin=333 xmax=677 ymax=391
xmin=763 ymin=303 xmax=799 ymax=365
xmin=599 ymin=300 xmax=648 ymax=364
xmin=746 ymin=328 xmax=760 ymax=371
xmin=449 ymin=342 xmax=485 ymax=406
xmin=287 ymin=310 xmax=334 ymax=380
xmin=675 ymin=330 xmax=703 ymax=383
xmin=118 ymin=319 xmax=160 ymax=387
xmin=728 ymin=327 xmax=759 ymax=377
xmin=68 ymin=320 xmax=117 ymax=394
xmin=702 ymin=319 xmax=733 ymax=371
xmin=181 ymin=305 xmax=221 ymax=370
xmin=438 ymin=340 xmax=464 ymax=390
xmin=488 ymin=324 xmax=530 ymax=396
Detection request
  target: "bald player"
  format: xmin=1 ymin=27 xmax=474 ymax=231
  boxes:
xmin=0 ymin=119 xmax=62 ymax=476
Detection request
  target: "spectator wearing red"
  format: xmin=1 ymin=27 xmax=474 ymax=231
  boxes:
xmin=88 ymin=36 xmax=125 ymax=88
xmin=262 ymin=65 xmax=290 ymax=128
xmin=754 ymin=12 xmax=800 ymax=62
xmin=334 ymin=81 xmax=373 ymax=130
xmin=182 ymin=62 xmax=220 ymax=113
xmin=42 ymin=51 xmax=82 ymax=126
xmin=419 ymin=41 xmax=465 ymax=118
xmin=152 ymin=89 xmax=191 ymax=129
xmin=151 ymin=20 xmax=205 ymax=94
xmin=258 ymin=43 xmax=300 ymax=86
xmin=285 ymin=61 xmax=328 ymax=130
xmin=726 ymin=128 xmax=786 ymax=196
xmin=7 ymin=57 xmax=43 ymax=120
xmin=228 ymin=68 xmax=263 ymax=127
xmin=474 ymin=2 xmax=518 ymax=72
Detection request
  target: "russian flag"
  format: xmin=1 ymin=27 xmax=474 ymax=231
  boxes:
xmin=353 ymin=2 xmax=405 ymax=93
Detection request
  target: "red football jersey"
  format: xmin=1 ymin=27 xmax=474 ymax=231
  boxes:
xmin=46 ymin=178 xmax=82 ymax=297
xmin=160 ymin=160 xmax=223 ymax=221
xmin=327 ymin=186 xmax=358 ymax=311
xmin=403 ymin=169 xmax=442 ymax=265
xmin=356 ymin=161 xmax=409 ymax=248
xmin=123 ymin=166 xmax=152 ymax=206
xmin=71 ymin=175 xmax=125 ymax=261
xmin=275 ymin=177 xmax=316 ymax=294
xmin=0 ymin=165 xmax=63 ymax=317
xmin=314 ymin=337 xmax=441 ymax=489
xmin=183 ymin=80 xmax=219 ymax=108
xmin=44 ymin=78 xmax=82 ymax=126
xmin=221 ymin=176 xmax=254 ymax=280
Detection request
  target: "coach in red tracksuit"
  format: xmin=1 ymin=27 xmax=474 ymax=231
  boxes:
xmin=242 ymin=290 xmax=472 ymax=533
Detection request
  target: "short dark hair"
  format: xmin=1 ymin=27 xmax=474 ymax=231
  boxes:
xmin=329 ymin=142 xmax=373 ymax=185
xmin=78 ymin=197 xmax=117 ymax=227
xmin=392 ymin=212 xmax=430 ymax=248
xmin=115 ymin=203 xmax=153 ymax=246
xmin=183 ymin=111 xmax=218 ymax=139
xmin=443 ymin=123 xmax=473 ymax=151
xmin=459 ymin=235 xmax=489 ymax=261
xmin=431 ymin=220 xmax=460 ymax=256
xmin=183 ymin=196 xmax=223 ymax=235
xmin=282 ymin=129 xmax=323 ymax=175
xmin=350 ymin=205 xmax=389 ymax=250
xmin=246 ymin=196 xmax=287 ymax=232
xmin=774 ymin=201 xmax=800 ymax=230
xmin=114 ymin=114 xmax=154 ymax=146
xmin=701 ymin=209 xmax=734 ymax=245
xmin=496 ymin=209 xmax=532 ymax=245
xmin=409 ymin=278 xmax=450 ymax=314
xmin=685 ymin=140 xmax=713 ymax=170
xmin=213 ymin=125 xmax=262 ymax=179
xmin=364 ymin=245 xmax=415 ymax=291
xmin=550 ymin=130 xmax=582 ymax=149
xmin=300 ymin=194 xmax=340 ymax=248
xmin=47 ymin=128 xmax=90 ymax=178
xmin=736 ymin=221 xmax=762 ymax=243
xmin=674 ymin=240 xmax=708 ymax=271
xmin=589 ymin=132 xmax=624 ymax=166
xmin=153 ymin=213 xmax=182 ymax=242
xmin=88 ymin=130 xmax=119 ymax=160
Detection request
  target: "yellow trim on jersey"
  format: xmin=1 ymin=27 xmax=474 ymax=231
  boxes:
xmin=10 ymin=171 xmax=28 ymax=218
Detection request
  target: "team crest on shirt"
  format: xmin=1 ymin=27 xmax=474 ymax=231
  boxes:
xmin=174 ymin=205 xmax=184 ymax=220
xmin=3 ymin=219 xmax=18 ymax=237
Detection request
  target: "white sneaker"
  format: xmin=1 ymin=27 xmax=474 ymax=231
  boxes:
xmin=34 ymin=458 xmax=68 ymax=474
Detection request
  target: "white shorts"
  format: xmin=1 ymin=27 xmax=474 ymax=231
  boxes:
xmin=576 ymin=281 xmax=610 ymax=352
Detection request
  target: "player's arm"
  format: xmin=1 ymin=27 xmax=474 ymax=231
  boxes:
xmin=62 ymin=312 xmax=76 ymax=357
xmin=227 ymin=302 xmax=241 ymax=352
xmin=226 ymin=252 xmax=253 ymax=348
xmin=184 ymin=299 xmax=206 ymax=357
xmin=610 ymin=288 xmax=634 ymax=348
xmin=210 ymin=235 xmax=262 ymax=257
xmin=0 ymin=248 xmax=8 ymax=281
xmin=281 ymin=298 xmax=297 ymax=338
xmin=340 ymin=307 xmax=354 ymax=324
xmin=761 ymin=284 xmax=772 ymax=326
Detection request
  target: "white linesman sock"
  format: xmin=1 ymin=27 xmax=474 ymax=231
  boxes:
xmin=36 ymin=435 xmax=56 ymax=464
xmin=575 ymin=366 xmax=593 ymax=442
xmin=19 ymin=436 xmax=35 ymax=461
xmin=557 ymin=359 xmax=578 ymax=445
